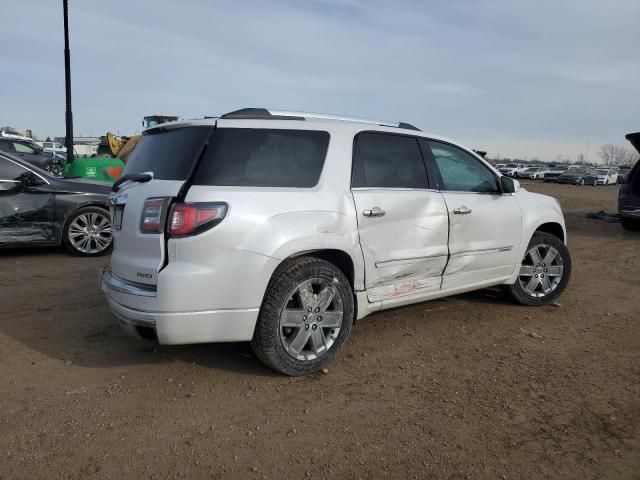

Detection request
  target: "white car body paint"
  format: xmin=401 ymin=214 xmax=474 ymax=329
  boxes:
xmin=101 ymin=114 xmax=567 ymax=344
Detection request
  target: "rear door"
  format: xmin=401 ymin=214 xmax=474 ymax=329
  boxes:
xmin=422 ymin=140 xmax=522 ymax=289
xmin=0 ymin=157 xmax=55 ymax=244
xmin=109 ymin=125 xmax=213 ymax=285
xmin=351 ymin=132 xmax=449 ymax=303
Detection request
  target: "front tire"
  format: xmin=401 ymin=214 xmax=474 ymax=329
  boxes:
xmin=251 ymin=257 xmax=354 ymax=376
xmin=505 ymin=232 xmax=571 ymax=306
xmin=62 ymin=206 xmax=113 ymax=256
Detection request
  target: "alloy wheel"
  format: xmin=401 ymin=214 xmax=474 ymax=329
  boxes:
xmin=279 ymin=278 xmax=344 ymax=361
xmin=68 ymin=212 xmax=112 ymax=254
xmin=45 ymin=162 xmax=62 ymax=176
xmin=518 ymin=244 xmax=564 ymax=298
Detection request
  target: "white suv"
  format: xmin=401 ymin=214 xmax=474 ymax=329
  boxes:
xmin=100 ymin=108 xmax=571 ymax=375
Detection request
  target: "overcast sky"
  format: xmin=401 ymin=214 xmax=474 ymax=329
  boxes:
xmin=1 ymin=0 xmax=638 ymax=161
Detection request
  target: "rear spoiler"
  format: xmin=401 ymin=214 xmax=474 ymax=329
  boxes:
xmin=625 ymin=132 xmax=640 ymax=155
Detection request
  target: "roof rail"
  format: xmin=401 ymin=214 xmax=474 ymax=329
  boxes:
xmin=219 ymin=108 xmax=420 ymax=131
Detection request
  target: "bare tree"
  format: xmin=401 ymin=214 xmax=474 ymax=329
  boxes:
xmin=598 ymin=144 xmax=636 ymax=166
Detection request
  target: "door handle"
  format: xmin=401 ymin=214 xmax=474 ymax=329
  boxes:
xmin=453 ymin=205 xmax=472 ymax=215
xmin=363 ymin=207 xmax=386 ymax=217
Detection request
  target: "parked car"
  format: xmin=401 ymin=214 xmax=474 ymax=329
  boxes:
xmin=557 ymin=167 xmax=589 ymax=185
xmin=494 ymin=163 xmax=506 ymax=170
xmin=617 ymin=166 xmax=632 ymax=183
xmin=518 ymin=166 xmax=546 ymax=180
xmin=0 ymin=152 xmax=112 ymax=255
xmin=498 ymin=163 xmax=527 ymax=177
xmin=99 ymin=108 xmax=571 ymax=376
xmin=37 ymin=141 xmax=67 ymax=155
xmin=544 ymin=166 xmax=569 ymax=182
xmin=583 ymin=168 xmax=618 ymax=186
xmin=619 ymin=133 xmax=640 ymax=231
xmin=0 ymin=136 xmax=63 ymax=176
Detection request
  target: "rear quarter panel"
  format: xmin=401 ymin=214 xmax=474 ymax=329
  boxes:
xmin=176 ymin=123 xmax=364 ymax=310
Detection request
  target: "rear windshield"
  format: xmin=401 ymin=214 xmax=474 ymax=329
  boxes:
xmin=124 ymin=126 xmax=211 ymax=180
xmin=192 ymin=128 xmax=329 ymax=187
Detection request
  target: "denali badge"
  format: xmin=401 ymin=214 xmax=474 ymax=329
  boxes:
xmin=137 ymin=272 xmax=153 ymax=279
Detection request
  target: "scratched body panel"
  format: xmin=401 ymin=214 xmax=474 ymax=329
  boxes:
xmin=351 ymin=188 xmax=449 ymax=302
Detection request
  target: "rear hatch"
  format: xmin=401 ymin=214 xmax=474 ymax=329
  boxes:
xmin=109 ymin=123 xmax=213 ymax=285
xmin=625 ymin=132 xmax=640 ymax=193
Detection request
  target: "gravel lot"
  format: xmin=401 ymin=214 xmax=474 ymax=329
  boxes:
xmin=0 ymin=181 xmax=638 ymax=480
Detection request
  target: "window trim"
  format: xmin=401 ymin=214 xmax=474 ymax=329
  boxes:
xmin=350 ymin=130 xmax=431 ymax=190
xmin=0 ymin=155 xmax=50 ymax=185
xmin=421 ymin=138 xmax=502 ymax=195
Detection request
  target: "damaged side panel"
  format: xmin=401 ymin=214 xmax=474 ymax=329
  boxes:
xmin=0 ymin=180 xmax=55 ymax=244
xmin=351 ymin=188 xmax=450 ymax=303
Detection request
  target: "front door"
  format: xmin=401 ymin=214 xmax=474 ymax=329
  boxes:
xmin=422 ymin=140 xmax=522 ymax=289
xmin=351 ymin=132 xmax=449 ymax=303
xmin=0 ymin=157 xmax=55 ymax=244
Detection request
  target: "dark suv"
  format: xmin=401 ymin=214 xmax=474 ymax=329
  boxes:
xmin=0 ymin=137 xmax=63 ymax=176
xmin=619 ymin=132 xmax=640 ymax=231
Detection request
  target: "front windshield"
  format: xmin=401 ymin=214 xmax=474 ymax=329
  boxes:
xmin=506 ymin=164 xmax=517 ymax=168
xmin=594 ymin=169 xmax=608 ymax=175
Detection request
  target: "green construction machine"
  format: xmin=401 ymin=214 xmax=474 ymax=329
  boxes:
xmin=62 ymin=115 xmax=178 ymax=183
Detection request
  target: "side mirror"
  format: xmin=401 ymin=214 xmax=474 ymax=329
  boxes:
xmin=18 ymin=171 xmax=45 ymax=187
xmin=501 ymin=176 xmax=520 ymax=194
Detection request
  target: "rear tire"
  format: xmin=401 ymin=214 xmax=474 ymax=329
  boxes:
xmin=505 ymin=232 xmax=571 ymax=306
xmin=621 ymin=219 xmax=640 ymax=231
xmin=251 ymin=257 xmax=354 ymax=376
xmin=62 ymin=206 xmax=113 ymax=256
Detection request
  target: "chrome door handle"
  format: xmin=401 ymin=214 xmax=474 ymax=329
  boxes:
xmin=363 ymin=207 xmax=386 ymax=217
xmin=453 ymin=206 xmax=472 ymax=215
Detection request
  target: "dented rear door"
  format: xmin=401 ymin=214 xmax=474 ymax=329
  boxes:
xmin=350 ymin=132 xmax=449 ymax=303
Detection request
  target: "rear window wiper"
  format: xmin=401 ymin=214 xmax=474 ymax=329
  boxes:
xmin=111 ymin=173 xmax=153 ymax=192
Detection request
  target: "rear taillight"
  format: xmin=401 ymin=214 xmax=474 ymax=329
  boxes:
xmin=169 ymin=202 xmax=227 ymax=238
xmin=620 ymin=175 xmax=628 ymax=184
xmin=140 ymin=198 xmax=169 ymax=234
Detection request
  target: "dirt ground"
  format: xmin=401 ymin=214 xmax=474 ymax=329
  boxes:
xmin=0 ymin=182 xmax=638 ymax=480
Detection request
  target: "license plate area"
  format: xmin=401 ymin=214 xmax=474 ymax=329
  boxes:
xmin=109 ymin=193 xmax=127 ymax=230
xmin=112 ymin=206 xmax=124 ymax=230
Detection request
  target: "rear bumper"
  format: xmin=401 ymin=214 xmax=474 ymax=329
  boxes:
xmin=100 ymin=269 xmax=258 ymax=344
xmin=619 ymin=206 xmax=640 ymax=220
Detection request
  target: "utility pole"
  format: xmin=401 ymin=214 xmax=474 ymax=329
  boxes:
xmin=586 ymin=139 xmax=590 ymax=165
xmin=63 ymin=0 xmax=74 ymax=164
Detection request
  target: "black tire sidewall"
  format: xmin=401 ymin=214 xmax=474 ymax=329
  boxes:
xmin=62 ymin=206 xmax=112 ymax=257
xmin=251 ymin=257 xmax=354 ymax=376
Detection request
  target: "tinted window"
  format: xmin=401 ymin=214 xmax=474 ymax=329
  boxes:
xmin=124 ymin=126 xmax=211 ymax=180
xmin=13 ymin=142 xmax=37 ymax=154
xmin=0 ymin=157 xmax=28 ymax=180
xmin=428 ymin=141 xmax=499 ymax=193
xmin=193 ymin=129 xmax=329 ymax=187
xmin=0 ymin=140 xmax=15 ymax=153
xmin=351 ymin=132 xmax=428 ymax=188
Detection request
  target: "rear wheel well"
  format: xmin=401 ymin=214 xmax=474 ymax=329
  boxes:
xmin=291 ymin=249 xmax=355 ymax=288
xmin=535 ymin=222 xmax=564 ymax=242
